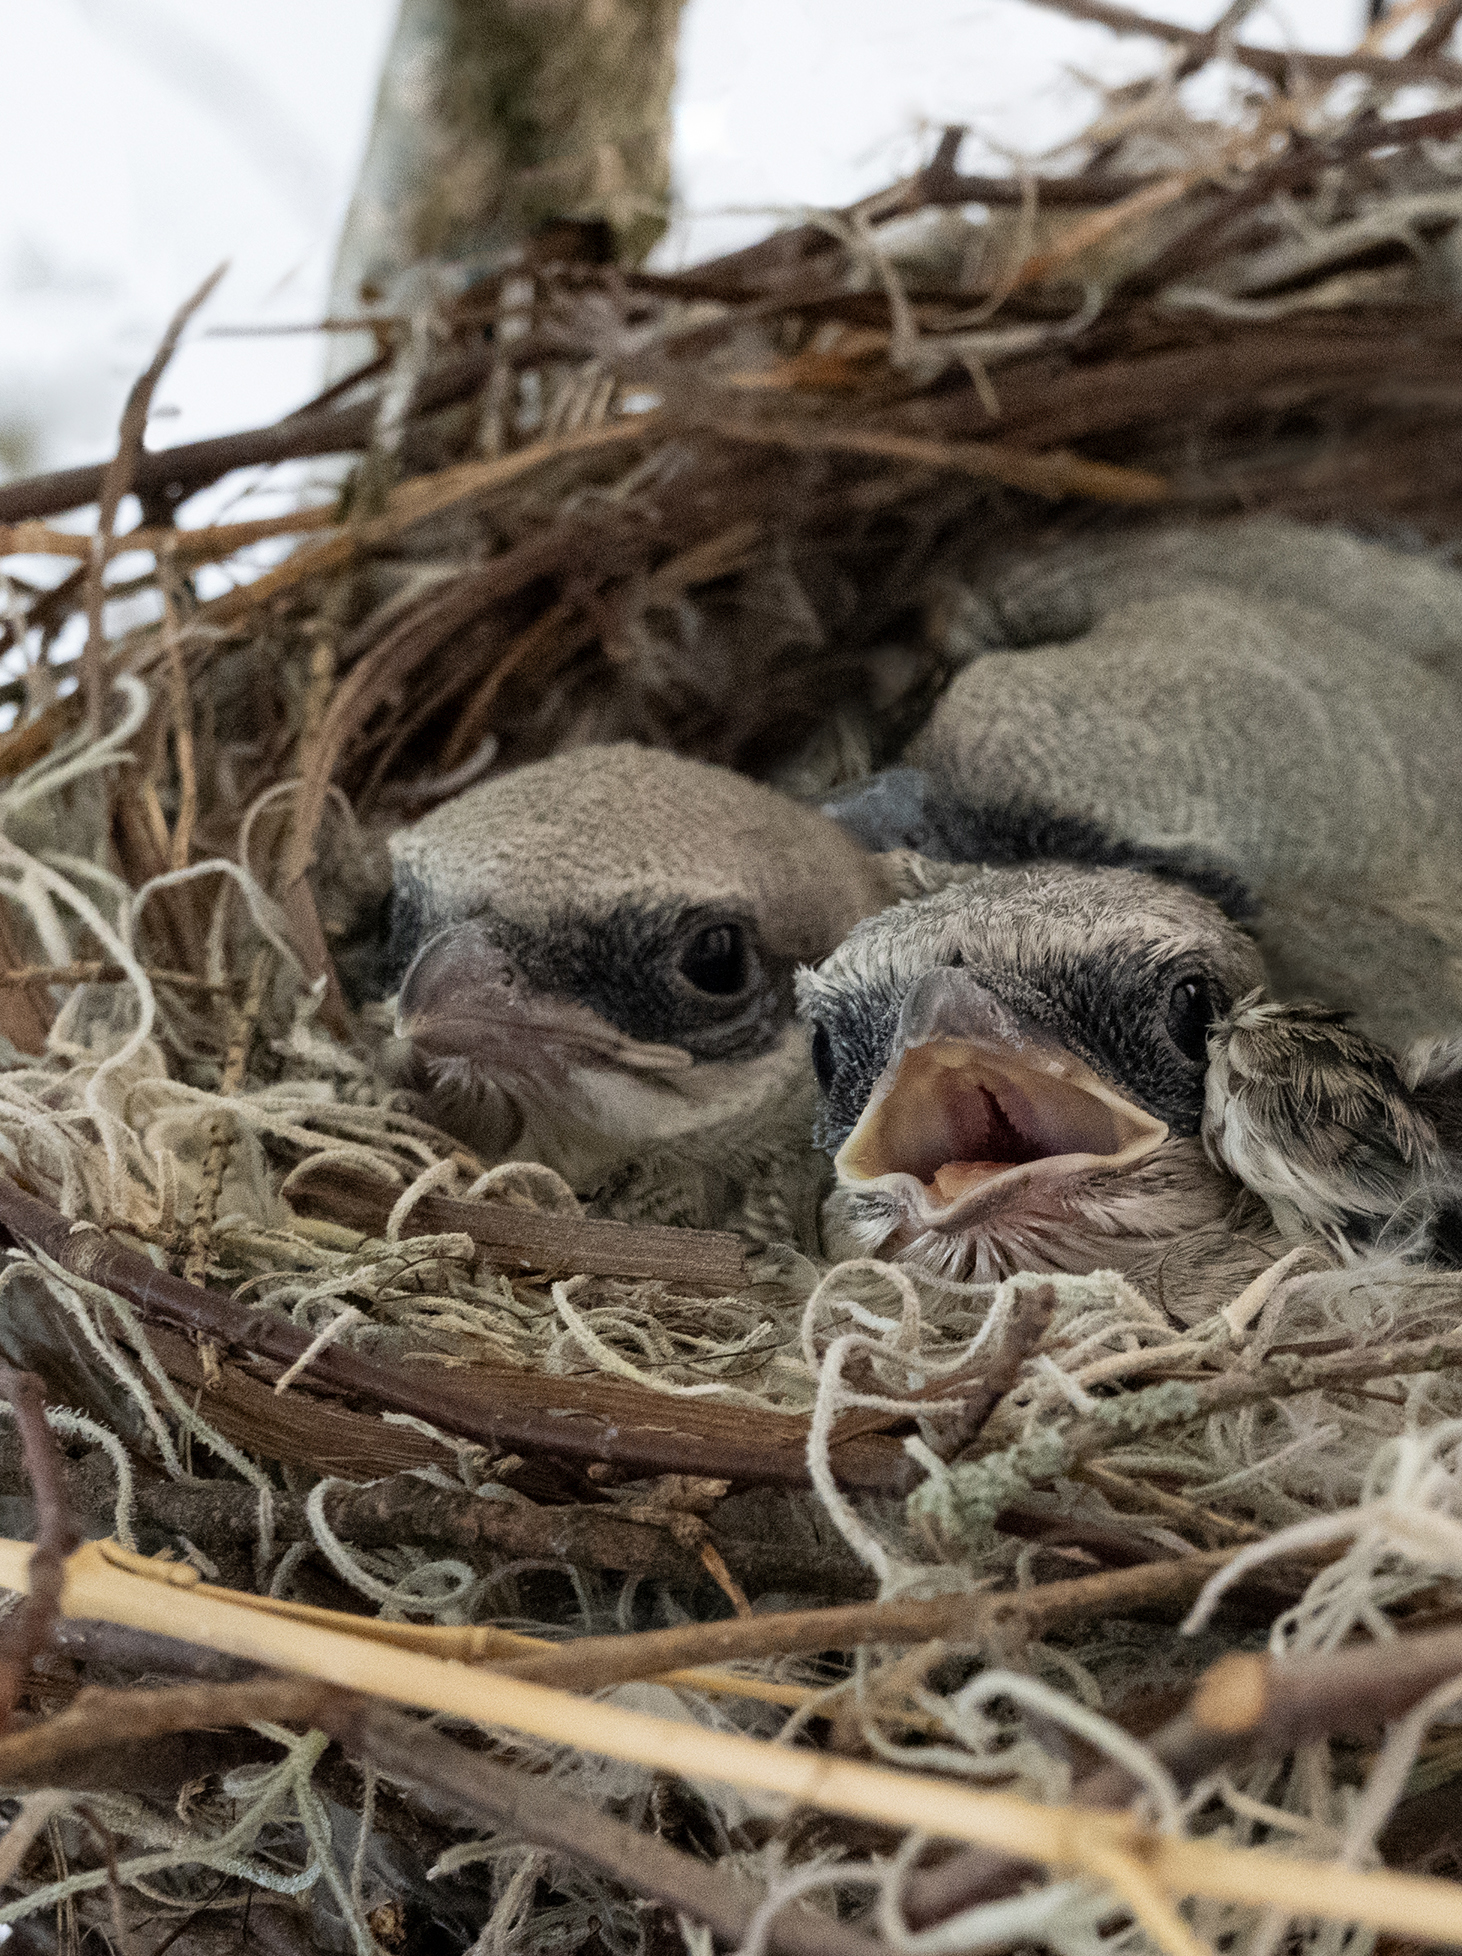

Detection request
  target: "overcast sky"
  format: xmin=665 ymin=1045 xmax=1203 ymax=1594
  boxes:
xmin=0 ymin=0 xmax=1367 ymax=482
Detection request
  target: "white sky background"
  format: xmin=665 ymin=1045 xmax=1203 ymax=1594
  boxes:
xmin=0 ymin=0 xmax=1372 ymax=484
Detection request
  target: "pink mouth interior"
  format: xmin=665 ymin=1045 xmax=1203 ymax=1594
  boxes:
xmin=841 ymin=1040 xmax=1152 ymax=1206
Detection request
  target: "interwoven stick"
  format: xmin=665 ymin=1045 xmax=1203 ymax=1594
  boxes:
xmin=2 ymin=1539 xmax=1461 ymax=1948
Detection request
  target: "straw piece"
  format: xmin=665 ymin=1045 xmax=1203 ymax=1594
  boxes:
xmin=2 ymin=1539 xmax=1460 ymax=1945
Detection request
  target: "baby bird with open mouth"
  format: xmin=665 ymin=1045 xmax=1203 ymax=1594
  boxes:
xmin=799 ymin=862 xmax=1462 ymax=1312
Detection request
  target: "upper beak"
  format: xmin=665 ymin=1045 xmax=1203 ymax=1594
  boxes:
xmin=835 ymin=967 xmax=1167 ymax=1228
xmin=396 ymin=921 xmax=691 ymax=1076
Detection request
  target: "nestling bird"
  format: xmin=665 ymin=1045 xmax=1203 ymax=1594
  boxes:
xmin=387 ymin=518 xmax=1462 ymax=1246
xmin=798 ymin=861 xmax=1462 ymax=1307
xmin=387 ymin=743 xmax=904 ymax=1238
xmin=832 ymin=517 xmax=1462 ymax=1050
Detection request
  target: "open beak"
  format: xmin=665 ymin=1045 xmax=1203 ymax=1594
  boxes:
xmin=396 ymin=921 xmax=691 ymax=1079
xmin=835 ymin=967 xmax=1167 ymax=1229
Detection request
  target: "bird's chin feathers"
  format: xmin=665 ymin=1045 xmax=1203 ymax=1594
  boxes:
xmin=423 ymin=1025 xmax=817 ymax=1194
xmin=822 ymin=1136 xmax=1249 ymax=1285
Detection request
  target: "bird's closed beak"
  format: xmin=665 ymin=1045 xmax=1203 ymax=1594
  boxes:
xmin=395 ymin=921 xmax=691 ymax=1078
xmin=835 ymin=967 xmax=1167 ymax=1228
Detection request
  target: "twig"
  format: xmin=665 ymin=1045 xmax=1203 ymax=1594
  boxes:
xmin=0 ymin=505 xmax=338 ymax=565
xmin=290 ymin=1163 xmax=746 ymax=1284
xmin=707 ymin=420 xmax=1169 ymax=504
xmin=349 ymin=1702 xmax=880 ymax=1956
xmin=80 ymin=265 xmax=226 ymax=737
xmin=0 ymin=1175 xmax=897 ymax=1489
xmin=157 ymin=552 xmax=197 ymax=873
xmin=1078 ymin=1460 xmax=1265 ymax=1547
xmin=0 ymin=962 xmax=227 ymax=995
xmin=1128 ymin=101 xmax=1462 ymax=294
xmin=5 ymin=1538 xmax=1462 ymax=1949
xmin=0 ymin=345 xmax=492 ymax=527
xmin=1022 ymin=0 xmax=1462 ymax=85
xmin=905 ymin=1610 xmax=1462 ymax=1930
xmin=1411 ymin=0 xmax=1462 ymax=57
xmin=491 ymin=1551 xmax=1238 ymax=1692
xmin=0 ymin=1678 xmax=349 ymax=1788
xmin=1191 ymin=1627 xmax=1462 ymax=1746
xmin=0 ymin=1370 xmax=79 ymax=1726
xmin=1051 ymin=1321 xmax=1462 ymax=1463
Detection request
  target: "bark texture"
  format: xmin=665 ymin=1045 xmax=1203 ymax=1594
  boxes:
xmin=331 ymin=0 xmax=686 ymax=318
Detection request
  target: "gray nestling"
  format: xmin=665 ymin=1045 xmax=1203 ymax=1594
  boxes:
xmin=798 ymin=862 xmax=1462 ymax=1308
xmin=388 ymin=743 xmax=903 ymax=1240
xmin=830 ymin=518 xmax=1462 ymax=1050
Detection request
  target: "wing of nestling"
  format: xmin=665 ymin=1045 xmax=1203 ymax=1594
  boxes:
xmin=799 ymin=857 xmax=1462 ymax=1301
xmin=1202 ymin=997 xmax=1462 ymax=1262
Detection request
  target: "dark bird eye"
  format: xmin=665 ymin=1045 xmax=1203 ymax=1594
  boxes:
xmin=1166 ymin=975 xmax=1218 ymax=1064
xmin=679 ymin=923 xmax=747 ymax=995
xmin=811 ymin=1022 xmax=836 ymax=1095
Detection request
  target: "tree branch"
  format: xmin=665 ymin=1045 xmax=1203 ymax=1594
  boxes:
xmin=1023 ymin=0 xmax=1462 ymax=86
xmin=347 ymin=1700 xmax=879 ymax=1956
xmin=0 ymin=1369 xmax=79 ymax=1725
xmin=492 ymin=1550 xmax=1238 ymax=1693
xmin=0 ymin=1175 xmax=903 ymax=1492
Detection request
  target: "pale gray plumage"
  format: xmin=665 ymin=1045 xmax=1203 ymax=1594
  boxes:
xmin=878 ymin=517 xmax=1462 ymax=1049
xmin=387 ymin=743 xmax=902 ymax=1238
xmin=798 ymin=862 xmax=1462 ymax=1312
xmin=388 ymin=516 xmax=1462 ymax=1252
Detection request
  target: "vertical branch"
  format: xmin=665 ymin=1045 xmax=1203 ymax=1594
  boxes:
xmin=0 ymin=1369 xmax=80 ymax=1726
xmin=159 ymin=549 xmax=198 ymax=875
xmin=329 ymin=0 xmax=687 ymax=375
xmin=79 ymin=265 xmax=226 ymax=739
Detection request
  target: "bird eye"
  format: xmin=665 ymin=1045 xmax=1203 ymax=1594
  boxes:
xmin=811 ymin=1022 xmax=836 ymax=1095
xmin=1166 ymin=975 xmax=1217 ymax=1064
xmin=679 ymin=923 xmax=748 ymax=996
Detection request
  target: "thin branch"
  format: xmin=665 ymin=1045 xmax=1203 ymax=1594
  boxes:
xmin=0 ymin=1679 xmax=349 ymax=1788
xmin=80 ymin=266 xmax=226 ymax=736
xmin=904 ymin=1613 xmax=1462 ymax=1930
xmin=1022 ymin=0 xmax=1462 ymax=85
xmin=492 ymin=1551 xmax=1238 ymax=1693
xmin=287 ymin=1160 xmax=746 ymax=1286
xmin=0 ymin=1369 xmax=79 ymax=1725
xmin=0 ymin=962 xmax=228 ymax=995
xmin=0 ymin=345 xmax=492 ymax=527
xmin=707 ymin=420 xmax=1169 ymax=505
xmin=0 ymin=1176 xmax=898 ymax=1490
xmin=1411 ymin=0 xmax=1462 ymax=58
xmin=1190 ymin=1625 xmax=1462 ymax=1746
xmin=349 ymin=1702 xmax=879 ymax=1956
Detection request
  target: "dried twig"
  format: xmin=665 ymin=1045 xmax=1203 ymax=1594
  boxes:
xmin=905 ymin=1610 xmax=1462 ymax=1929
xmin=349 ymin=1701 xmax=880 ymax=1956
xmin=492 ymin=1551 xmax=1239 ymax=1693
xmin=4 ymin=1538 xmax=1461 ymax=1949
xmin=0 ymin=1176 xmax=898 ymax=1489
xmin=291 ymin=1165 xmax=746 ymax=1284
xmin=0 ymin=345 xmax=493 ymax=527
xmin=1024 ymin=0 xmax=1462 ymax=85
xmin=0 ymin=1678 xmax=349 ymax=1788
xmin=79 ymin=265 xmax=225 ymax=736
xmin=0 ymin=962 xmax=226 ymax=995
xmin=0 ymin=1370 xmax=78 ymax=1726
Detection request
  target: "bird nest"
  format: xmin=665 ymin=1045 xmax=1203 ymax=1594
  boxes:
xmin=1 ymin=5 xmax=1462 ymax=1951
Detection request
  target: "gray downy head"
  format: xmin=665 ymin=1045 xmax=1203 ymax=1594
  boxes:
xmin=797 ymin=862 xmax=1265 ymax=1279
xmin=387 ymin=742 xmax=900 ymax=1188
